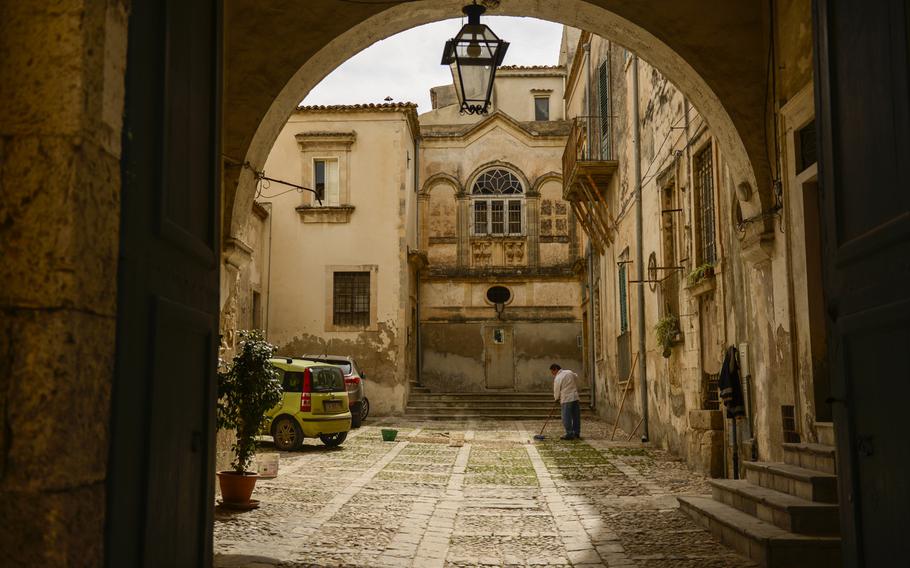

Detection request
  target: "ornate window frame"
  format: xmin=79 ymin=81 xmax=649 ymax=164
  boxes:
xmin=469 ymin=167 xmax=527 ymax=237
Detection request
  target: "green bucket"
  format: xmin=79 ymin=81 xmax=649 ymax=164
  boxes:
xmin=381 ymin=428 xmax=398 ymax=442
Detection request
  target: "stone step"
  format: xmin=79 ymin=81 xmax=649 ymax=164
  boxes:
xmin=815 ymin=422 xmax=835 ymax=446
xmin=405 ymin=399 xmax=591 ymax=408
xmin=744 ymin=462 xmax=838 ymax=504
xmin=405 ymin=404 xmax=591 ymax=418
xmin=782 ymin=442 xmax=837 ymax=475
xmin=679 ymin=495 xmax=841 ymax=567
xmin=710 ymin=479 xmax=840 ymax=535
xmin=403 ymin=412 xmax=570 ymax=421
xmin=408 ymin=390 xmax=591 ymax=398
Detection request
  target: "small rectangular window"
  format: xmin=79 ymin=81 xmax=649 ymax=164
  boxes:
xmin=474 ymin=201 xmax=488 ymax=235
xmin=333 ymin=271 xmax=370 ymax=327
xmin=281 ymin=370 xmax=304 ymax=393
xmin=508 ymin=200 xmax=522 ymax=234
xmin=534 ymin=96 xmax=549 ymax=121
xmin=491 ymin=200 xmax=505 ymax=234
xmin=314 ymin=159 xmax=339 ymax=205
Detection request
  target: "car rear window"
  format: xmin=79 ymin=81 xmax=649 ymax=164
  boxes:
xmin=311 ymin=358 xmax=352 ymax=375
xmin=311 ymin=366 xmax=345 ymax=392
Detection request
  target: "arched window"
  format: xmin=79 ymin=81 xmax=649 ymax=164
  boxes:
xmin=471 ymin=169 xmax=524 ymax=236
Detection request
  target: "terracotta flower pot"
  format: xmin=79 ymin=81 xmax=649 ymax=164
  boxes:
xmin=217 ymin=471 xmax=259 ymax=504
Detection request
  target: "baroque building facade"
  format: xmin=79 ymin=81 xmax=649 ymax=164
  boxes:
xmin=237 ymin=67 xmax=585 ymax=415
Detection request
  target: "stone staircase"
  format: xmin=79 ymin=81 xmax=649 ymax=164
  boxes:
xmin=405 ymin=387 xmax=593 ymax=420
xmin=678 ymin=422 xmax=841 ymax=567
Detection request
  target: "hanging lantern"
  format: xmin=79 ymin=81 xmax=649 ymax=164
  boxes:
xmin=440 ymin=3 xmax=509 ymax=115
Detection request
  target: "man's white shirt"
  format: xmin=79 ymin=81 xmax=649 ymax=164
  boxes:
xmin=553 ymin=369 xmax=580 ymax=403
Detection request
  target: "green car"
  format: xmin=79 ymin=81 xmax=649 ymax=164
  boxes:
xmin=264 ymin=358 xmax=352 ymax=450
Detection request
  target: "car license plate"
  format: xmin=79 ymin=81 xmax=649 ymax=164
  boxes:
xmin=324 ymin=400 xmax=342 ymax=412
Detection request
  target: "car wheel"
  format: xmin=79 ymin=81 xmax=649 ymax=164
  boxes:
xmin=319 ymin=432 xmax=347 ymax=447
xmin=272 ymin=417 xmax=303 ymax=451
xmin=351 ymin=403 xmax=363 ymax=429
xmin=361 ymin=397 xmax=370 ymax=422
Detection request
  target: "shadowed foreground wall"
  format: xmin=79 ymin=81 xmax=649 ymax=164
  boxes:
xmin=0 ymin=0 xmax=128 ymax=564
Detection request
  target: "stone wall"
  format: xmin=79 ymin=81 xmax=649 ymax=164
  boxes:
xmin=0 ymin=1 xmax=128 ymax=564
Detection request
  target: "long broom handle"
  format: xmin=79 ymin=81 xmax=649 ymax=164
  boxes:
xmin=610 ymin=351 xmax=640 ymax=441
xmin=538 ymin=399 xmax=559 ymax=436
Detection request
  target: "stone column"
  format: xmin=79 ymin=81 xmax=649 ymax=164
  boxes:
xmin=456 ymin=193 xmax=470 ymax=268
xmin=0 ymin=2 xmax=129 ymax=565
xmin=526 ymin=191 xmax=541 ymax=268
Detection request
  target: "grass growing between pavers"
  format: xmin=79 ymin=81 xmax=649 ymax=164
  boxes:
xmin=535 ymin=439 xmax=624 ymax=481
xmin=466 ymin=445 xmax=538 ymax=487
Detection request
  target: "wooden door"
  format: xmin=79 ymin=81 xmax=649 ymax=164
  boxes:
xmin=484 ymin=325 xmax=515 ymax=389
xmin=814 ymin=1 xmax=910 ymax=564
xmin=106 ymin=1 xmax=221 ymax=566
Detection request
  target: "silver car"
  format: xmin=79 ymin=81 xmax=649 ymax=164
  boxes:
xmin=298 ymin=355 xmax=369 ymax=427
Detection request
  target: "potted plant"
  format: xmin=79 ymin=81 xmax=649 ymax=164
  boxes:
xmin=216 ymin=330 xmax=284 ymax=506
xmin=654 ymin=314 xmax=680 ymax=358
xmin=686 ymin=263 xmax=715 ymax=287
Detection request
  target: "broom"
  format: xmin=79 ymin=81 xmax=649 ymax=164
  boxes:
xmin=533 ymin=400 xmax=559 ymax=441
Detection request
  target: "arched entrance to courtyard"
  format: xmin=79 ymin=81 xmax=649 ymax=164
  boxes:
xmin=222 ymin=0 xmax=774 ymax=252
xmin=0 ymin=0 xmax=894 ymax=566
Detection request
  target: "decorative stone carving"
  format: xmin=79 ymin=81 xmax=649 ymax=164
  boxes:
xmin=471 ymin=241 xmax=493 ymax=267
xmin=504 ymin=241 xmax=525 ymax=266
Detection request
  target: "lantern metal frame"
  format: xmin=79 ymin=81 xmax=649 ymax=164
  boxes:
xmin=440 ymin=3 xmax=509 ymax=115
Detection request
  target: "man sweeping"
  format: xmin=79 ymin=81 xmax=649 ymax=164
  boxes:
xmin=550 ymin=363 xmax=581 ymax=440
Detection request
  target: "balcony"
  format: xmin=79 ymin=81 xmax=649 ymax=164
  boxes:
xmin=562 ymin=116 xmax=617 ymax=253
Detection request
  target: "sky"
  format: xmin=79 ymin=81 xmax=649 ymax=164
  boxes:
xmin=302 ymin=16 xmax=564 ymax=114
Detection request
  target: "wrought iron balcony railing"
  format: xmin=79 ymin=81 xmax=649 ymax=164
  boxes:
xmin=562 ymin=115 xmax=618 ymax=254
xmin=562 ymin=115 xmax=615 ymax=181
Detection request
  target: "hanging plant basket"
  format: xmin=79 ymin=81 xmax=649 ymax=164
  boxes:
xmin=655 ymin=314 xmax=681 ymax=358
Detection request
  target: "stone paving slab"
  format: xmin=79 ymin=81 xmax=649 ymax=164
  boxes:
xmin=214 ymin=419 xmax=756 ymax=568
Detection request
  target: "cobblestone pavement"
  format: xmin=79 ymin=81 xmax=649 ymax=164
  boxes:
xmin=214 ymin=418 xmax=756 ymax=568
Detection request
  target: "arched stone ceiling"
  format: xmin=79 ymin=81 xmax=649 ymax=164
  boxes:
xmin=224 ymin=0 xmax=769 ymax=242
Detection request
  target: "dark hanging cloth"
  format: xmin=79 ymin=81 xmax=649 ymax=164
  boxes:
xmin=719 ymin=346 xmax=746 ymax=419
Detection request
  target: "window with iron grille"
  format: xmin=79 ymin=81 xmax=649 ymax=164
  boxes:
xmin=333 ymin=272 xmax=370 ymax=327
xmin=471 ymin=169 xmax=524 ymax=236
xmin=694 ymin=144 xmax=716 ymax=265
xmin=702 ymin=372 xmax=720 ymax=410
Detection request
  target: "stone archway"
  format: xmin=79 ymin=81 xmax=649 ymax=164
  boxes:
xmin=223 ymin=0 xmax=770 ymax=252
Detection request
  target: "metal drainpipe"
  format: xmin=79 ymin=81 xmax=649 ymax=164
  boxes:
xmin=583 ymin=40 xmax=596 ymax=408
xmin=587 ymin=242 xmax=597 ymax=410
xmin=632 ymin=54 xmax=649 ymax=442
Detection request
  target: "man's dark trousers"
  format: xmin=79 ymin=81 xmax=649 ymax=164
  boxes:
xmin=561 ymin=400 xmax=581 ymax=438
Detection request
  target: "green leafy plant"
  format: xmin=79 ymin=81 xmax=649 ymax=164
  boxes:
xmin=654 ymin=314 xmax=680 ymax=357
xmin=687 ymin=263 xmax=715 ymax=286
xmin=217 ymin=330 xmax=283 ymax=473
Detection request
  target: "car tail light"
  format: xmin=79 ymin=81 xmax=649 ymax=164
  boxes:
xmin=300 ymin=368 xmax=312 ymax=412
xmin=344 ymin=375 xmax=360 ymax=388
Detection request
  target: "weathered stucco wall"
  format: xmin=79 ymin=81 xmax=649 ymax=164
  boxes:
xmin=421 ymin=321 xmax=584 ymax=393
xmin=257 ymin=106 xmax=418 ymax=415
xmin=416 ymin=69 xmax=583 ymax=394
xmin=567 ymin=21 xmax=821 ymax=477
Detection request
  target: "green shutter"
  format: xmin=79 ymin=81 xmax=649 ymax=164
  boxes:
xmin=598 ymin=60 xmax=611 ymax=159
xmin=618 ymin=263 xmax=628 ymax=333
